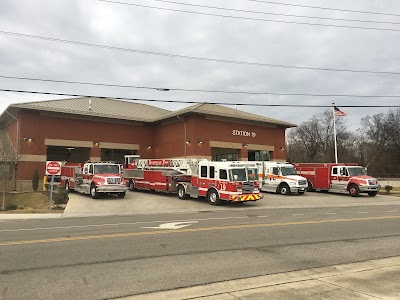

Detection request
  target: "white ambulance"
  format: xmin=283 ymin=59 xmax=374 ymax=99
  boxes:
xmin=245 ymin=161 xmax=308 ymax=195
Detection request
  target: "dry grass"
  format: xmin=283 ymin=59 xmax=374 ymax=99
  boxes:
xmin=0 ymin=192 xmax=64 ymax=213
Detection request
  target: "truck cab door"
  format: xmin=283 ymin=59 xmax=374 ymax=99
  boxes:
xmin=338 ymin=167 xmax=349 ymax=190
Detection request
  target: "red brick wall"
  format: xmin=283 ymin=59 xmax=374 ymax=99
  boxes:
xmin=18 ymin=110 xmax=155 ymax=156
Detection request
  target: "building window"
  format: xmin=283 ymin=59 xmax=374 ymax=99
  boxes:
xmin=249 ymin=150 xmax=270 ymax=161
xmin=215 ymin=153 xmax=238 ymax=161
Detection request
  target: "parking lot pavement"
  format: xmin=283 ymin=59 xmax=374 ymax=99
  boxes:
xmin=62 ymin=190 xmax=400 ymax=218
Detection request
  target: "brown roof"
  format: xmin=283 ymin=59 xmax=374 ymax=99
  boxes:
xmin=3 ymin=97 xmax=296 ymax=127
xmin=11 ymin=97 xmax=171 ymax=122
xmin=159 ymin=103 xmax=296 ymax=127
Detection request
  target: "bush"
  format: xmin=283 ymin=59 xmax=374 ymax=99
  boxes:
xmin=32 ymin=169 xmax=39 ymax=191
xmin=5 ymin=203 xmax=18 ymax=210
xmin=53 ymin=187 xmax=69 ymax=206
xmin=384 ymin=185 xmax=393 ymax=194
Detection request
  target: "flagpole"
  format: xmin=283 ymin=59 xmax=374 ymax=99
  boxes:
xmin=332 ymin=100 xmax=338 ymax=163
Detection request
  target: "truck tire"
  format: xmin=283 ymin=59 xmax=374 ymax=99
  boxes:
xmin=65 ymin=180 xmax=71 ymax=192
xmin=279 ymin=183 xmax=291 ymax=195
xmin=128 ymin=180 xmax=136 ymax=191
xmin=177 ymin=185 xmax=187 ymax=199
xmin=368 ymin=191 xmax=378 ymax=197
xmin=90 ymin=184 xmax=99 ymax=199
xmin=348 ymin=184 xmax=360 ymax=197
xmin=117 ymin=192 xmax=126 ymax=198
xmin=307 ymin=181 xmax=315 ymax=192
xmin=207 ymin=189 xmax=222 ymax=205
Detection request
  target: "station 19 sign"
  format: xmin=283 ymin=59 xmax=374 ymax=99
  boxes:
xmin=232 ymin=130 xmax=256 ymax=138
xmin=46 ymin=161 xmax=62 ymax=176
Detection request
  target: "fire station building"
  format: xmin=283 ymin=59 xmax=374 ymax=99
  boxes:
xmin=0 ymin=97 xmax=295 ymax=190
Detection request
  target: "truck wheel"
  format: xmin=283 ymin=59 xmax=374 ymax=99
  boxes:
xmin=307 ymin=181 xmax=315 ymax=192
xmin=90 ymin=184 xmax=99 ymax=199
xmin=117 ymin=192 xmax=126 ymax=198
xmin=348 ymin=184 xmax=360 ymax=197
xmin=279 ymin=183 xmax=291 ymax=195
xmin=368 ymin=191 xmax=378 ymax=197
xmin=129 ymin=180 xmax=135 ymax=191
xmin=177 ymin=185 xmax=187 ymax=199
xmin=207 ymin=189 xmax=221 ymax=205
xmin=65 ymin=180 xmax=71 ymax=193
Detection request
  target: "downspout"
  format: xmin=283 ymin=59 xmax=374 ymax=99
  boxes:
xmin=176 ymin=115 xmax=187 ymax=158
xmin=5 ymin=109 xmax=19 ymax=191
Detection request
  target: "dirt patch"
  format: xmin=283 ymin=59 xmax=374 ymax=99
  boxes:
xmin=0 ymin=192 xmax=64 ymax=213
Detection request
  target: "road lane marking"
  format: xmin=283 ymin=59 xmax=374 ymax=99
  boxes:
xmin=257 ymin=216 xmax=269 ymax=218
xmin=292 ymin=214 xmax=304 ymax=216
xmin=387 ymin=210 xmax=398 ymax=213
xmin=142 ymin=221 xmax=198 ymax=230
xmin=0 ymin=216 xmax=248 ymax=233
xmin=324 ymin=213 xmax=337 ymax=215
xmin=1 ymin=215 xmax=400 ymax=247
xmin=357 ymin=212 xmax=369 ymax=214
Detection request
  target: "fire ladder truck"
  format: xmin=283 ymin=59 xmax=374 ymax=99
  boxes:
xmin=123 ymin=155 xmax=263 ymax=205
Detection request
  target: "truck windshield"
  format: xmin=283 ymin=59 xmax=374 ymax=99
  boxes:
xmin=281 ymin=166 xmax=297 ymax=176
xmin=94 ymin=164 xmax=120 ymax=174
xmin=247 ymin=168 xmax=258 ymax=181
xmin=229 ymin=168 xmax=247 ymax=182
xmin=347 ymin=167 xmax=366 ymax=176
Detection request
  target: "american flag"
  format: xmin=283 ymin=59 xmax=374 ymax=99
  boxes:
xmin=334 ymin=106 xmax=347 ymax=116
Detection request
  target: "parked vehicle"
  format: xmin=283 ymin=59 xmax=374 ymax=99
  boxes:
xmin=123 ymin=155 xmax=263 ymax=205
xmin=244 ymin=161 xmax=308 ymax=195
xmin=61 ymin=161 xmax=127 ymax=199
xmin=293 ymin=163 xmax=380 ymax=197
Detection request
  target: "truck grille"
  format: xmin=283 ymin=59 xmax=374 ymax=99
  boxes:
xmin=298 ymin=180 xmax=307 ymax=185
xmin=242 ymin=181 xmax=254 ymax=193
xmin=107 ymin=177 xmax=121 ymax=184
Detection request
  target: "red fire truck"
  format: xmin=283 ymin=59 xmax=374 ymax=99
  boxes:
xmin=123 ymin=155 xmax=263 ymax=205
xmin=61 ymin=161 xmax=127 ymax=199
xmin=293 ymin=163 xmax=380 ymax=197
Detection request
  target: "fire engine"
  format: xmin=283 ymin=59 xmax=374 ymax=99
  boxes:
xmin=293 ymin=163 xmax=380 ymax=197
xmin=61 ymin=161 xmax=127 ymax=199
xmin=123 ymin=155 xmax=263 ymax=205
xmin=244 ymin=161 xmax=308 ymax=195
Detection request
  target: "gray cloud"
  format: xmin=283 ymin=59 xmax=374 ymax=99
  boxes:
xmin=1 ymin=0 xmax=399 ymax=131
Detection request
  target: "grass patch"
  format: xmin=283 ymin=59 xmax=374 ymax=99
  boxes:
xmin=0 ymin=191 xmax=65 ymax=213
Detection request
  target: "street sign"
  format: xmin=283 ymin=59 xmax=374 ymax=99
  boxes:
xmin=46 ymin=161 xmax=62 ymax=176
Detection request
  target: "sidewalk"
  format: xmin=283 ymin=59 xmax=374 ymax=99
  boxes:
xmin=121 ymin=257 xmax=400 ymax=300
xmin=0 ymin=213 xmax=62 ymax=220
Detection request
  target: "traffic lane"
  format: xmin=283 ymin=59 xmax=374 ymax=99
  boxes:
xmin=0 ymin=214 xmax=399 ymax=273
xmin=0 ymin=228 xmax=399 ymax=300
xmin=1 ymin=205 xmax=399 ymax=242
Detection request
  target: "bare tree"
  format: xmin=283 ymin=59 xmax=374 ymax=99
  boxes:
xmin=287 ymin=109 xmax=350 ymax=163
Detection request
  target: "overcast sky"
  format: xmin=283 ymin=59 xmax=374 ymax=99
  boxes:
xmin=1 ymin=0 xmax=400 ymax=131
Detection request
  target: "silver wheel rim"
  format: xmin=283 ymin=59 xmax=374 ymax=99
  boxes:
xmin=66 ymin=182 xmax=69 ymax=191
xmin=91 ymin=187 xmax=96 ymax=196
xmin=209 ymin=192 xmax=217 ymax=203
xmin=130 ymin=181 xmax=134 ymax=190
xmin=281 ymin=187 xmax=287 ymax=195
xmin=178 ymin=187 xmax=184 ymax=198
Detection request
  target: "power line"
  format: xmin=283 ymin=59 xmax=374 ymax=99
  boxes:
xmin=97 ymin=0 xmax=400 ymax=32
xmin=2 ymin=74 xmax=400 ymax=98
xmin=1 ymin=88 xmax=400 ymax=108
xmin=100 ymin=0 xmax=400 ymax=26
xmin=246 ymin=0 xmax=400 ymax=18
xmin=2 ymin=31 xmax=400 ymax=76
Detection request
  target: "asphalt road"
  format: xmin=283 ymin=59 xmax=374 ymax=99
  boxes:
xmin=1 ymin=202 xmax=400 ymax=299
